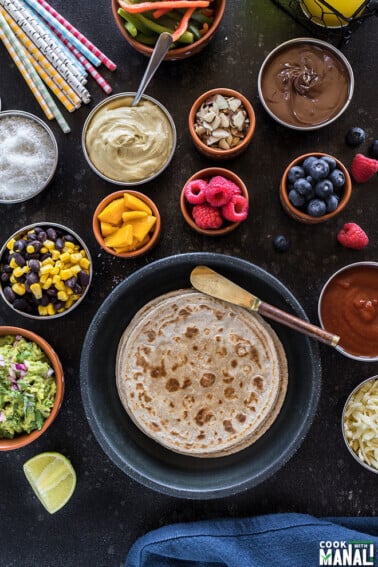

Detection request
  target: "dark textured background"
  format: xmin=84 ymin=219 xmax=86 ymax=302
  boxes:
xmin=0 ymin=1 xmax=377 ymax=566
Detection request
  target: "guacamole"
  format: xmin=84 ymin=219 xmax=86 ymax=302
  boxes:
xmin=0 ymin=335 xmax=56 ymax=439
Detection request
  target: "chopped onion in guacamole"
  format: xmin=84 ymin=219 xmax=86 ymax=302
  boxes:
xmin=0 ymin=335 xmax=56 ymax=439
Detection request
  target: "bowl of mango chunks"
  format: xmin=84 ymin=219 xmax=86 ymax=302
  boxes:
xmin=92 ymin=190 xmax=161 ymax=258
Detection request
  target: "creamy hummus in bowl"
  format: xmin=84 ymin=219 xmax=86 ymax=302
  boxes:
xmin=82 ymin=93 xmax=176 ymax=185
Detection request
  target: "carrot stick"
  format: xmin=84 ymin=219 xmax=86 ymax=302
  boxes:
xmin=153 ymin=8 xmax=172 ymax=18
xmin=118 ymin=1 xmax=210 ymax=14
xmin=171 ymin=7 xmax=195 ymax=41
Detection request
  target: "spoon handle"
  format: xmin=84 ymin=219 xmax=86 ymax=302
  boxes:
xmin=132 ymin=32 xmax=173 ymax=107
xmin=259 ymin=301 xmax=340 ymax=347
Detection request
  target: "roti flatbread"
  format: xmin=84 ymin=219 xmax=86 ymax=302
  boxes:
xmin=116 ymin=289 xmax=288 ymax=457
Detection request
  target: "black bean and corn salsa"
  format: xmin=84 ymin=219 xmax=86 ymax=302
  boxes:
xmin=0 ymin=225 xmax=91 ymax=317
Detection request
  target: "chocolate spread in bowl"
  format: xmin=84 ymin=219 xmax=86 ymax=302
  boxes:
xmin=260 ymin=42 xmax=351 ymax=128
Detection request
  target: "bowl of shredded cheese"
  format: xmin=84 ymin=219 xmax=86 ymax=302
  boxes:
xmin=342 ymin=376 xmax=378 ymax=474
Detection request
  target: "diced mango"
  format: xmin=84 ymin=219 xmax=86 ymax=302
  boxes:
xmin=121 ymin=211 xmax=148 ymax=222
xmin=131 ymin=215 xmax=156 ymax=242
xmin=100 ymin=222 xmax=118 ymax=237
xmin=98 ymin=198 xmax=125 ymax=225
xmin=104 ymin=224 xmax=133 ymax=248
xmin=123 ymin=193 xmax=152 ymax=215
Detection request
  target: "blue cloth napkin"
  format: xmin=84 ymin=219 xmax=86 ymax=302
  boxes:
xmin=125 ymin=513 xmax=378 ymax=567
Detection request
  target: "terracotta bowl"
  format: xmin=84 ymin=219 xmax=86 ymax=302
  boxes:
xmin=111 ymin=0 xmax=226 ymax=61
xmin=0 ymin=326 xmax=64 ymax=451
xmin=0 ymin=223 xmax=93 ymax=320
xmin=180 ymin=167 xmax=249 ymax=236
xmin=188 ymin=88 xmax=256 ymax=160
xmin=342 ymin=375 xmax=378 ymax=474
xmin=280 ymin=152 xmax=352 ymax=224
xmin=93 ymin=190 xmax=161 ymax=258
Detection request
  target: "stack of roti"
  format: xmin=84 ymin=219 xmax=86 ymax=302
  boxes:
xmin=116 ymin=290 xmax=288 ymax=458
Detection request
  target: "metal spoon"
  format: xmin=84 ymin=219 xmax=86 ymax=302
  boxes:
xmin=132 ymin=32 xmax=173 ymax=107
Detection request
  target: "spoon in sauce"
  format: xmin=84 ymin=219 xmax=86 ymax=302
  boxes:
xmin=132 ymin=32 xmax=173 ymax=107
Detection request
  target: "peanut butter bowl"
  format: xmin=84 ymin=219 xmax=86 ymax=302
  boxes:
xmin=116 ymin=289 xmax=288 ymax=458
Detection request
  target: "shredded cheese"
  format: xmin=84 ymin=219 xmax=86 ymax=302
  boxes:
xmin=343 ymin=378 xmax=378 ymax=471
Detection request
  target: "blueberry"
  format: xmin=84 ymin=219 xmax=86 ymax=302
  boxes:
xmin=306 ymin=175 xmax=315 ymax=186
xmin=288 ymin=189 xmax=305 ymax=207
xmin=321 ymin=156 xmax=337 ymax=171
xmin=329 ymin=168 xmax=345 ymax=189
xmin=287 ymin=165 xmax=305 ymax=184
xmin=307 ymin=199 xmax=327 ymax=217
xmin=308 ymin=159 xmax=330 ymax=180
xmin=346 ymin=127 xmax=366 ymax=147
xmin=315 ymin=179 xmax=334 ymax=198
xmin=273 ymin=235 xmax=290 ymax=253
xmin=302 ymin=156 xmax=317 ymax=174
xmin=294 ymin=177 xmax=313 ymax=197
xmin=326 ymin=194 xmax=340 ymax=213
xmin=369 ymin=140 xmax=378 ymax=159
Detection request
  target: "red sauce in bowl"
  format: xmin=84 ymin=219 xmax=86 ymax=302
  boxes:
xmin=319 ymin=264 xmax=378 ymax=359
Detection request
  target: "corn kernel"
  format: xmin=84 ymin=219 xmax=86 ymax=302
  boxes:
xmin=70 ymin=253 xmax=82 ymax=264
xmin=42 ymin=278 xmax=53 ymax=290
xmin=38 ymin=305 xmax=48 ymax=316
xmin=9 ymin=275 xmax=16 ymax=284
xmin=60 ymin=269 xmax=73 ymax=280
xmin=40 ymin=265 xmax=52 ymax=275
xmin=26 ymin=244 xmax=36 ymax=254
xmin=9 ymin=258 xmax=18 ymax=269
xmin=12 ymin=283 xmax=26 ymax=296
xmin=47 ymin=303 xmax=56 ymax=316
xmin=30 ymin=283 xmax=42 ymax=299
xmin=57 ymin=291 xmax=68 ymax=302
xmin=6 ymin=238 xmax=16 ymax=250
xmin=65 ymin=299 xmax=74 ymax=309
xmin=71 ymin=294 xmax=80 ymax=301
xmin=44 ymin=239 xmax=55 ymax=250
xmin=79 ymin=258 xmax=90 ymax=270
xmin=64 ymin=241 xmax=75 ymax=250
xmin=71 ymin=265 xmax=81 ymax=275
xmin=65 ymin=287 xmax=73 ymax=296
xmin=13 ymin=267 xmax=26 ymax=278
xmin=41 ymin=257 xmax=54 ymax=266
xmin=51 ymin=250 xmax=60 ymax=261
xmin=55 ymin=281 xmax=65 ymax=291
xmin=50 ymin=266 xmax=59 ymax=275
xmin=60 ymin=252 xmax=71 ymax=263
xmin=40 ymin=246 xmax=48 ymax=254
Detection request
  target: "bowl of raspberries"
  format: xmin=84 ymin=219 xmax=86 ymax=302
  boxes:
xmin=280 ymin=152 xmax=352 ymax=224
xmin=180 ymin=167 xmax=249 ymax=236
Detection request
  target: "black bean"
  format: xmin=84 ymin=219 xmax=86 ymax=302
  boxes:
xmin=64 ymin=234 xmax=75 ymax=243
xmin=40 ymin=294 xmax=49 ymax=306
xmin=65 ymin=276 xmax=77 ymax=289
xmin=27 ymin=232 xmax=38 ymax=241
xmin=33 ymin=227 xmax=42 ymax=234
xmin=3 ymin=286 xmax=16 ymax=303
xmin=37 ymin=230 xmax=47 ymax=242
xmin=54 ymin=301 xmax=64 ymax=310
xmin=78 ymin=271 xmax=89 ymax=286
xmin=46 ymin=228 xmax=57 ymax=241
xmin=1 ymin=272 xmax=9 ymax=283
xmin=55 ymin=237 xmax=64 ymax=250
xmin=40 ymin=252 xmax=52 ymax=262
xmin=13 ymin=253 xmax=26 ymax=267
xmin=26 ymin=271 xmax=39 ymax=285
xmin=13 ymin=239 xmax=26 ymax=252
xmin=13 ymin=298 xmax=32 ymax=312
xmin=2 ymin=264 xmax=12 ymax=274
xmin=28 ymin=259 xmax=40 ymax=272
xmin=25 ymin=253 xmax=40 ymax=261
xmin=46 ymin=288 xmax=57 ymax=297
xmin=72 ymin=284 xmax=82 ymax=295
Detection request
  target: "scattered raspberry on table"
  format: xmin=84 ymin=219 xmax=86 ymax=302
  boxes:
xmin=337 ymin=223 xmax=369 ymax=250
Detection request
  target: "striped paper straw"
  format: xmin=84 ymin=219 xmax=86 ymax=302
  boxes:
xmin=0 ymin=9 xmax=53 ymax=120
xmin=36 ymin=0 xmax=117 ymax=71
xmin=2 ymin=9 xmax=90 ymax=104
xmin=23 ymin=0 xmax=101 ymax=68
xmin=2 ymin=9 xmax=81 ymax=108
xmin=50 ymin=24 xmax=113 ymax=95
xmin=0 ymin=0 xmax=86 ymax=84
xmin=26 ymin=51 xmax=76 ymax=113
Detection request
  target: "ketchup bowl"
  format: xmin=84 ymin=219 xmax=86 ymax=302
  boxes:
xmin=318 ymin=262 xmax=378 ymax=362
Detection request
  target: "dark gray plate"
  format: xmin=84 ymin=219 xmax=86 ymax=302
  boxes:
xmin=80 ymin=253 xmax=321 ymax=499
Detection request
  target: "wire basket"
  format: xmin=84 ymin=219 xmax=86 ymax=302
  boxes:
xmin=271 ymin=0 xmax=378 ymax=46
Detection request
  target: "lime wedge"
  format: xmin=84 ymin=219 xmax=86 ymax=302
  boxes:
xmin=23 ymin=452 xmax=76 ymax=514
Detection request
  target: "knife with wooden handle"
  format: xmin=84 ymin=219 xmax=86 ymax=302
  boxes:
xmin=190 ymin=265 xmax=340 ymax=348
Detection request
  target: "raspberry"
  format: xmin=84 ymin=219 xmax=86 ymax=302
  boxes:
xmin=221 ymin=194 xmax=249 ymax=222
xmin=192 ymin=204 xmax=223 ymax=229
xmin=205 ymin=176 xmax=234 ymax=206
xmin=184 ymin=179 xmax=208 ymax=204
xmin=351 ymin=154 xmax=378 ymax=183
xmin=337 ymin=223 xmax=369 ymax=250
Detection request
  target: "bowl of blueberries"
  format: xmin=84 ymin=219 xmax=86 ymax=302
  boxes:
xmin=280 ymin=152 xmax=352 ymax=224
xmin=0 ymin=222 xmax=92 ymax=319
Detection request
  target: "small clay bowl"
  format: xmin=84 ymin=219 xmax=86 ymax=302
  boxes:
xmin=0 ymin=326 xmax=64 ymax=451
xmin=180 ymin=167 xmax=249 ymax=236
xmin=111 ymin=0 xmax=226 ymax=61
xmin=189 ymin=88 xmax=256 ymax=160
xmin=342 ymin=375 xmax=378 ymax=474
xmin=0 ymin=223 xmax=92 ymax=320
xmin=280 ymin=152 xmax=352 ymax=224
xmin=318 ymin=262 xmax=378 ymax=362
xmin=93 ymin=190 xmax=161 ymax=258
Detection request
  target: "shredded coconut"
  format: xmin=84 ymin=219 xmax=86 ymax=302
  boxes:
xmin=0 ymin=116 xmax=56 ymax=201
